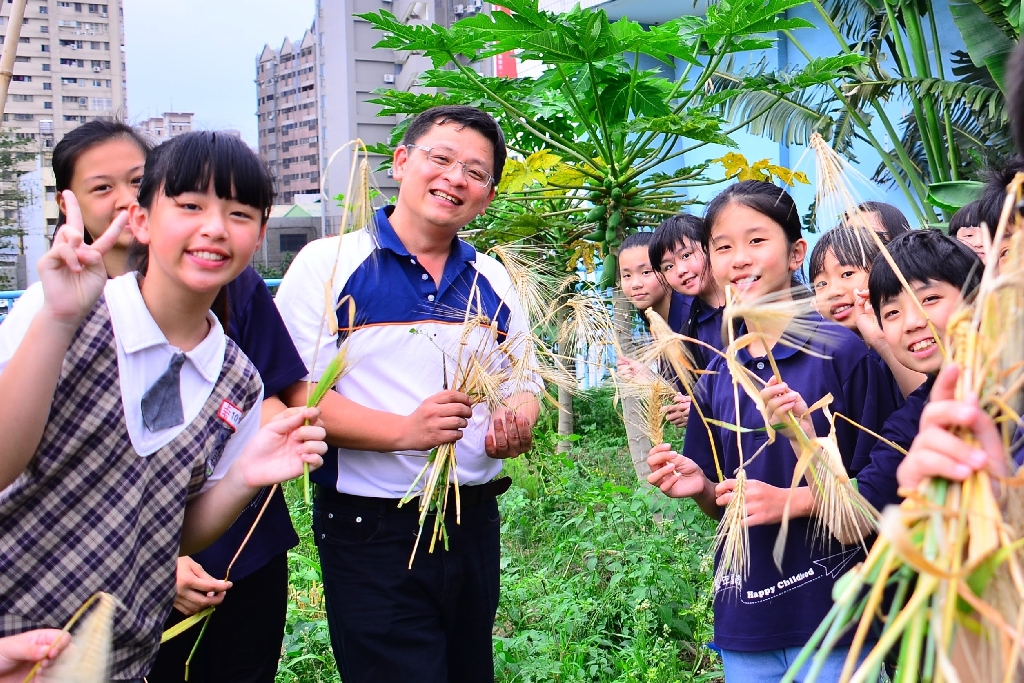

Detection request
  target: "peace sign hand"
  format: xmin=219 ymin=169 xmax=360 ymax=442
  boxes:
xmin=37 ymin=191 xmax=128 ymax=328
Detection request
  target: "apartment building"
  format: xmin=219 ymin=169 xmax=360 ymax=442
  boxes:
xmin=0 ymin=0 xmax=126 ymax=151
xmin=256 ymin=28 xmax=319 ymax=206
xmin=138 ymin=111 xmax=193 ymax=141
xmin=313 ymin=0 xmax=492 ymax=234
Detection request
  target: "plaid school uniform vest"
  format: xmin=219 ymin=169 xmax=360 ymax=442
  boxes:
xmin=0 ymin=296 xmax=263 ymax=680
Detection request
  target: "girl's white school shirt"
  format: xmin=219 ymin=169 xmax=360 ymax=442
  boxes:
xmin=0 ymin=274 xmax=263 ymax=492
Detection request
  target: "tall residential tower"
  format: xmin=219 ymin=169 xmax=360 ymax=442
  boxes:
xmin=256 ymin=27 xmax=319 ymax=206
xmin=0 ymin=0 xmax=127 ymax=151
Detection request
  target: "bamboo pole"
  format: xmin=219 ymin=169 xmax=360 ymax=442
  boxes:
xmin=0 ymin=0 xmax=28 ymax=116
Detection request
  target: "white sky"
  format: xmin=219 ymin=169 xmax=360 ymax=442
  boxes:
xmin=122 ymin=0 xmax=315 ymax=146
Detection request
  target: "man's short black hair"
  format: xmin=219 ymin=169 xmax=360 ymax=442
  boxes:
xmin=399 ymin=105 xmax=507 ymax=185
xmin=869 ymin=229 xmax=982 ymax=323
xmin=648 ymin=213 xmax=703 ymax=268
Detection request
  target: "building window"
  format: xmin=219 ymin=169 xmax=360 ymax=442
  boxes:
xmin=40 ymin=25 xmax=47 ymax=32
xmin=88 ymin=3 xmax=98 ymax=11
xmin=39 ymin=4 xmax=47 ymax=12
xmin=40 ymin=43 xmax=49 ymax=52
xmin=61 ymin=77 xmax=76 ymax=84
xmin=12 ymin=75 xmax=30 ymax=81
xmin=11 ymin=94 xmax=32 ymax=101
xmin=90 ymin=41 xmax=99 ymax=49
xmin=13 ymin=113 xmax=34 ymax=121
xmin=280 ymin=234 xmax=308 ymax=252
xmin=15 ymin=56 xmax=29 ymax=62
xmin=42 ymin=81 xmax=51 ymax=90
xmin=41 ymin=63 xmax=49 ymax=71
xmin=43 ymin=101 xmax=52 ymax=109
xmin=19 ymin=37 xmax=29 ymax=43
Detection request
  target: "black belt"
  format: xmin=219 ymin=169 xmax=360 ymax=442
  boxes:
xmin=315 ymin=476 xmax=512 ymax=512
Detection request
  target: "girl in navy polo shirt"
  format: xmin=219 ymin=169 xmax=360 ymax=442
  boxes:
xmin=45 ymin=121 xmax=310 ymax=682
xmin=647 ymin=180 xmax=897 ymax=682
xmin=615 ymin=231 xmax=692 ymax=427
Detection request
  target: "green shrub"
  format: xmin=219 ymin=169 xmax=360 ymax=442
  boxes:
xmin=277 ymin=388 xmax=720 ymax=682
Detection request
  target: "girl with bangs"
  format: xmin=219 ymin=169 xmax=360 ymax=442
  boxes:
xmin=0 ymin=131 xmax=326 ymax=681
xmin=47 ymin=122 xmax=311 ymax=683
xmin=809 ymin=226 xmax=924 ymax=400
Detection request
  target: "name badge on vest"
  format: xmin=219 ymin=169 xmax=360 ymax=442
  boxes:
xmin=217 ymin=400 xmax=243 ymax=432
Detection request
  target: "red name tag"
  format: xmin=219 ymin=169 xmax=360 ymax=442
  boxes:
xmin=217 ymin=400 xmax=243 ymax=431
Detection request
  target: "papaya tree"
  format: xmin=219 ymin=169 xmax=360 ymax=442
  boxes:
xmin=359 ymin=0 xmax=836 ymax=471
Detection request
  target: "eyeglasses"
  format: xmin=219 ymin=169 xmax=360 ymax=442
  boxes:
xmin=405 ymin=144 xmax=494 ymax=188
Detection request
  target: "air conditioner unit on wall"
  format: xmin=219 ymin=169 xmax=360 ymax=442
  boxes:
xmin=454 ymin=4 xmax=465 ymax=13
xmin=382 ymin=73 xmax=395 ymax=84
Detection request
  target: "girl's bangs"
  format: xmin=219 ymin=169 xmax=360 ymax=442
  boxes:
xmin=157 ymin=133 xmax=274 ymax=218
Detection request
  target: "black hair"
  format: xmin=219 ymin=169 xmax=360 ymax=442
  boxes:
xmin=618 ymin=230 xmax=654 ymax=259
xmin=648 ymin=213 xmax=703 ymax=268
xmin=129 ymin=131 xmax=274 ymax=327
xmin=399 ymin=105 xmax=507 ymax=185
xmin=868 ymin=229 xmax=982 ymax=322
xmin=848 ymin=201 xmax=912 ymax=242
xmin=976 ymin=156 xmax=1024 ymax=238
xmin=51 ymin=119 xmax=152 ymax=242
xmin=808 ymin=226 xmax=881 ymax=281
xmin=702 ymin=180 xmax=809 ymax=294
xmin=136 ymin=130 xmax=275 ymax=221
xmin=948 ymin=200 xmax=982 ymax=237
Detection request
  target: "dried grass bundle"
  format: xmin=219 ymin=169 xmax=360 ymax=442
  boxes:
xmin=641 ymin=308 xmax=723 ymax=482
xmin=400 ymin=281 xmax=542 ymax=568
xmin=783 ymin=176 xmax=1024 ymax=683
xmin=489 ymin=242 xmax=572 ymax=330
xmin=25 ymin=593 xmax=116 ymax=683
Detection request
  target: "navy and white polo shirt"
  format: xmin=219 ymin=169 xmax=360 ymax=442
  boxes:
xmin=275 ymin=206 xmax=539 ymax=498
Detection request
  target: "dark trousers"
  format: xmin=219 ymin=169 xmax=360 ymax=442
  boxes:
xmin=314 ymin=485 xmax=502 ymax=683
xmin=146 ymin=551 xmax=289 ymax=683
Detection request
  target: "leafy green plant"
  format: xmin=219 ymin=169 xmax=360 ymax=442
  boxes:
xmin=276 ymin=390 xmax=720 ymax=682
xmin=360 ymin=0 xmax=838 ymax=287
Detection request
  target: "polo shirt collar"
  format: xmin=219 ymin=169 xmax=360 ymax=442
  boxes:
xmin=735 ymin=310 xmax=824 ymax=364
xmin=373 ymin=205 xmax=477 ymax=266
xmin=695 ymin=298 xmax=720 ymax=323
xmin=104 ymin=273 xmax=226 ymax=383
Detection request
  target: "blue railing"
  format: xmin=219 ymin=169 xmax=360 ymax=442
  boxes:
xmin=0 ymin=280 xmax=285 ymax=323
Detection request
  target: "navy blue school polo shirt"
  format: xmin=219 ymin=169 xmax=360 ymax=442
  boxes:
xmin=683 ymin=313 xmax=897 ymax=652
xmin=191 ymin=266 xmax=306 ymax=581
xmin=666 ymin=291 xmax=693 ymax=334
xmin=869 ymin=347 xmax=907 ymax=409
xmin=687 ymin=298 xmax=724 ymax=370
xmin=855 ymin=375 xmax=935 ymax=512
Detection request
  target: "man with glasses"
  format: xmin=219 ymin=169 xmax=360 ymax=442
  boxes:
xmin=275 ymin=106 xmax=540 ymax=683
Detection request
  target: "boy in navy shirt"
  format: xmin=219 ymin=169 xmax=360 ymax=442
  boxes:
xmin=647 ymin=213 xmax=725 ymax=370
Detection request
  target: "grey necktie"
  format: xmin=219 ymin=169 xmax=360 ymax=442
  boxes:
xmin=141 ymin=352 xmax=186 ymax=431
